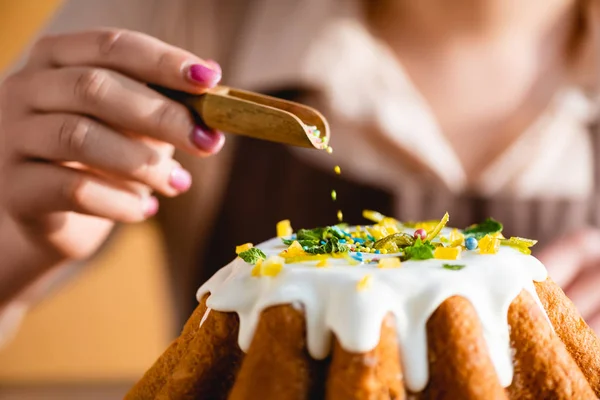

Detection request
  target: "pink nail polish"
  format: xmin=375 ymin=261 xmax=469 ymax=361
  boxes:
xmin=169 ymin=167 xmax=192 ymax=192
xmin=205 ymin=59 xmax=222 ymax=76
xmin=187 ymin=63 xmax=221 ymax=87
xmin=191 ymin=125 xmax=225 ymax=153
xmin=143 ymin=196 xmax=159 ymax=217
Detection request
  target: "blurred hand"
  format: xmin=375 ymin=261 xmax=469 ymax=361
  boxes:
xmin=0 ymin=29 xmax=225 ymax=263
xmin=536 ymin=228 xmax=600 ymax=332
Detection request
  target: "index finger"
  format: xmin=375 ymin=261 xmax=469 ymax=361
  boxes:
xmin=27 ymin=29 xmax=221 ymax=93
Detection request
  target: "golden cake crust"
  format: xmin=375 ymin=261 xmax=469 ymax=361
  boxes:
xmin=127 ymin=279 xmax=600 ymax=399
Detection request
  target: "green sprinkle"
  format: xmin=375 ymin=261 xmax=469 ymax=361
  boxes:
xmin=238 ymin=248 xmax=267 ymax=264
xmin=403 ymin=238 xmax=435 ymax=261
xmin=331 ymin=190 xmax=337 ymax=201
xmin=464 ymin=218 xmax=503 ymax=239
xmin=443 ymin=264 xmax=466 ymax=271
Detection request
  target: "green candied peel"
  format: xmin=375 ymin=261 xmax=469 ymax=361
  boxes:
xmin=443 ymin=263 xmax=466 ymax=271
xmin=238 ymin=248 xmax=267 ymax=264
xmin=500 ymin=237 xmax=538 ymax=255
xmin=282 ymin=226 xmax=349 ymax=255
xmin=373 ymin=232 xmax=415 ymax=250
xmin=426 ymin=212 xmax=449 ymax=241
xmin=463 ymin=218 xmax=503 ymax=239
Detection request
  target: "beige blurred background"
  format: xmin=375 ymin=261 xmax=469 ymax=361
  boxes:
xmin=0 ymin=1 xmax=174 ymax=398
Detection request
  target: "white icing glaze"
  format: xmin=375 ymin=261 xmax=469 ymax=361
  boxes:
xmin=196 ymin=228 xmax=548 ymax=392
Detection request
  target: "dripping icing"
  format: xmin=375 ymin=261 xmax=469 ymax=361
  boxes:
xmin=197 ymin=230 xmax=548 ymax=392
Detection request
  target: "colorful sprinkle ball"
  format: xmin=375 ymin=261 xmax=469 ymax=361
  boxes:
xmin=334 ymin=165 xmax=341 ymax=175
xmin=331 ymin=190 xmax=337 ymax=201
xmin=465 ymin=237 xmax=478 ymax=250
xmin=413 ymin=228 xmax=427 ymax=241
xmin=305 ymin=125 xmax=326 ymax=149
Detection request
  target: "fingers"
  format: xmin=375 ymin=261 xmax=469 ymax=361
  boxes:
xmin=18 ymin=66 xmax=223 ymax=155
xmin=28 ymin=29 xmax=221 ymax=92
xmin=13 ymin=114 xmax=190 ymax=196
xmin=6 ymin=162 xmax=157 ymax=223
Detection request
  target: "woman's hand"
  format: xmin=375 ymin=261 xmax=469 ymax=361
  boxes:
xmin=537 ymin=228 xmax=600 ymax=332
xmin=0 ymin=29 xmax=225 ymax=263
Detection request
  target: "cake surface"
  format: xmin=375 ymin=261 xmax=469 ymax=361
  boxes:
xmin=127 ymin=212 xmax=600 ymax=399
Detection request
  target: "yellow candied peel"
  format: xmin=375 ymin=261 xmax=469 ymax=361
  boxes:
xmin=235 ymin=243 xmax=253 ymax=255
xmin=479 ymin=234 xmax=500 ymax=255
xmin=356 ymin=274 xmax=373 ymax=291
xmin=448 ymin=229 xmax=464 ymax=247
xmin=276 ymin=219 xmax=293 ymax=237
xmin=279 ymin=241 xmax=306 ymax=258
xmin=377 ymin=257 xmax=401 ymax=269
xmin=500 ymin=237 xmax=538 ymax=255
xmin=316 ymin=259 xmax=329 ymax=268
xmin=367 ymin=225 xmax=391 ymax=241
xmin=252 ymin=256 xmax=284 ymax=277
xmin=434 ymin=246 xmax=462 ymax=260
xmin=426 ymin=212 xmax=450 ymax=241
xmin=250 ymin=259 xmax=263 ymax=277
xmin=284 ymin=254 xmax=330 ymax=264
xmin=363 ymin=210 xmax=385 ymax=223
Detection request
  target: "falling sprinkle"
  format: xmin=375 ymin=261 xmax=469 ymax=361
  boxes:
xmin=331 ymin=190 xmax=337 ymax=201
xmin=356 ymin=274 xmax=372 ymax=291
xmin=334 ymin=165 xmax=341 ymax=175
xmin=337 ymin=210 xmax=343 ymax=222
xmin=326 ymin=146 xmax=333 ymax=154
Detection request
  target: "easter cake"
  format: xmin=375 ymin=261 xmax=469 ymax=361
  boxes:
xmin=126 ymin=211 xmax=600 ymax=399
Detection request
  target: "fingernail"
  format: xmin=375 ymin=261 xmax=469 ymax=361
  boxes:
xmin=169 ymin=167 xmax=192 ymax=192
xmin=187 ymin=63 xmax=221 ymax=87
xmin=143 ymin=196 xmax=159 ymax=218
xmin=205 ymin=59 xmax=222 ymax=75
xmin=191 ymin=125 xmax=225 ymax=153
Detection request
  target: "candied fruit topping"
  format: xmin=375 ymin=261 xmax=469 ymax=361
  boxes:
xmin=252 ymin=256 xmax=284 ymax=277
xmin=368 ymin=225 xmax=391 ymax=241
xmin=434 ymin=246 xmax=462 ymax=260
xmin=479 ymin=234 xmax=500 ymax=255
xmin=449 ymin=229 xmax=465 ymax=247
xmin=236 ymin=243 xmax=253 ymax=255
xmin=250 ymin=259 xmax=263 ymax=277
xmin=276 ymin=219 xmax=293 ymax=237
xmin=426 ymin=212 xmax=449 ymax=241
xmin=280 ymin=240 xmax=307 ymax=258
